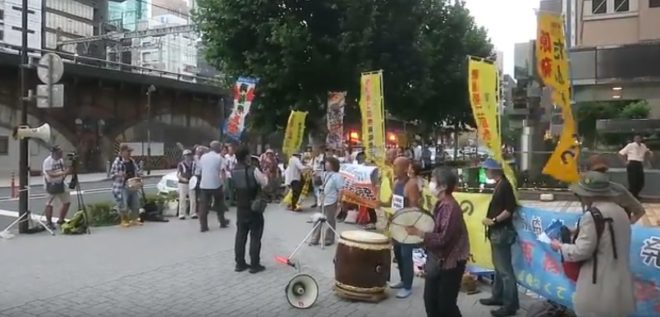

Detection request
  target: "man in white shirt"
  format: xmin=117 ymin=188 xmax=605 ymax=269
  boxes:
xmin=197 ymin=141 xmax=229 ymax=232
xmin=224 ymin=144 xmax=238 ymax=206
xmin=285 ymin=153 xmax=309 ymax=211
xmin=42 ymin=146 xmax=71 ymax=229
xmin=619 ymin=135 xmax=653 ymax=199
xmin=310 ymin=146 xmax=326 ymax=208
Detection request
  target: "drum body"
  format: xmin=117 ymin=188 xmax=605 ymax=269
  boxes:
xmin=127 ymin=177 xmax=143 ymax=191
xmin=389 ymin=207 xmax=435 ymax=245
xmin=334 ymin=230 xmax=391 ymax=295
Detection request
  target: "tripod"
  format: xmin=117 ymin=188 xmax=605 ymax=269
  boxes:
xmin=69 ymin=167 xmax=91 ymax=234
xmin=287 ymin=209 xmax=340 ymax=263
xmin=0 ymin=183 xmax=54 ymax=239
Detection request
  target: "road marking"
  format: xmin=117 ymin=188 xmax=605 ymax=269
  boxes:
xmin=0 ymin=208 xmax=63 ymax=222
xmin=0 ymin=185 xmax=156 ymax=202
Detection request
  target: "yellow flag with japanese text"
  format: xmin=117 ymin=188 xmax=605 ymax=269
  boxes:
xmin=282 ymin=110 xmax=307 ymax=157
xmin=359 ymin=71 xmax=386 ymax=166
xmin=467 ymin=57 xmax=517 ymax=190
xmin=536 ymin=12 xmax=579 ymax=183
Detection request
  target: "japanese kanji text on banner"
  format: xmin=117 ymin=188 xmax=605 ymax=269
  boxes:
xmin=467 ymin=57 xmax=516 ymax=189
xmin=282 ymin=110 xmax=308 ymax=157
xmin=359 ymin=71 xmax=386 ymax=165
xmin=326 ymin=91 xmax=346 ymax=150
xmin=223 ymin=77 xmax=258 ymax=141
xmin=536 ymin=12 xmax=579 ymax=183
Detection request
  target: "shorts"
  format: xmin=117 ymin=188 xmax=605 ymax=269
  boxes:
xmin=46 ymin=191 xmax=70 ymax=206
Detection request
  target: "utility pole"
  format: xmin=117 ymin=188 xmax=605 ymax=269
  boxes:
xmin=18 ymin=0 xmax=29 ymax=233
xmin=146 ymin=85 xmax=156 ymax=175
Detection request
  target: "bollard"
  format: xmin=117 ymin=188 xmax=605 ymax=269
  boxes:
xmin=10 ymin=172 xmax=16 ymax=198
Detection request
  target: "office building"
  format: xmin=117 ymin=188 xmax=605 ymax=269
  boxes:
xmin=0 ymin=0 xmax=42 ymax=51
xmin=135 ymin=13 xmax=196 ymax=78
xmin=108 ymin=0 xmax=151 ymax=32
xmin=573 ymin=0 xmax=660 ymax=46
xmin=43 ymin=0 xmax=110 ymax=58
xmin=152 ymin=0 xmax=188 ymax=20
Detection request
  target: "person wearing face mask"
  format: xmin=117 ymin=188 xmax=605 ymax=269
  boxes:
xmin=406 ymin=167 xmax=469 ymax=317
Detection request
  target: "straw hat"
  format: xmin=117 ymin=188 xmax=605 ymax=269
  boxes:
xmin=569 ymin=171 xmax=618 ymax=197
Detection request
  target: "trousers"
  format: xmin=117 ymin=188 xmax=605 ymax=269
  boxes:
xmin=310 ymin=203 xmax=337 ymax=244
xmin=626 ymin=160 xmax=644 ymax=199
xmin=177 ymin=183 xmax=190 ymax=217
xmin=393 ymin=242 xmax=415 ymax=289
xmin=234 ymin=215 xmax=265 ymax=266
xmin=489 ymin=227 xmax=519 ymax=312
xmin=424 ymin=260 xmax=466 ymax=317
xmin=290 ymin=180 xmax=303 ymax=208
xmin=198 ymin=187 xmax=227 ymax=230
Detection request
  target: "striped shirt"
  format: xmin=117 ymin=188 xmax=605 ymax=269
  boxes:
xmin=423 ymin=195 xmax=470 ymax=269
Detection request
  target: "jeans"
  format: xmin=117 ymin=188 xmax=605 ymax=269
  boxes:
xmin=114 ymin=188 xmax=140 ymax=218
xmin=489 ymin=226 xmax=519 ymax=312
xmin=199 ymin=187 xmax=227 ymax=230
xmin=310 ymin=203 xmax=337 ymax=244
xmin=234 ymin=214 xmax=264 ymax=266
xmin=393 ymin=242 xmax=414 ymax=289
xmin=424 ymin=260 xmax=466 ymax=317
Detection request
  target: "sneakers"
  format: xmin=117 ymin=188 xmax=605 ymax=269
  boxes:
xmin=235 ymin=263 xmax=249 ymax=272
xmin=395 ymin=288 xmax=412 ymax=299
xmin=389 ymin=281 xmax=404 ymax=289
xmin=249 ymin=264 xmax=266 ymax=274
xmin=479 ymin=298 xmax=504 ymax=306
xmin=130 ymin=219 xmax=143 ymax=226
xmin=179 ymin=215 xmax=186 ymax=220
xmin=220 ymin=219 xmax=230 ymax=228
xmin=191 ymin=214 xmax=198 ymax=219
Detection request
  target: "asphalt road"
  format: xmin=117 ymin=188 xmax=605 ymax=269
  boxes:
xmin=0 ymin=178 xmax=160 ymax=229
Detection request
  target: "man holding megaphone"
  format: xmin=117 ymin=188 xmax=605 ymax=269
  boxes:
xmin=42 ymin=145 xmax=72 ymax=229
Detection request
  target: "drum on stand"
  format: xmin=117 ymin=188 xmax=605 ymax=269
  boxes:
xmin=388 ymin=207 xmax=435 ymax=245
xmin=334 ymin=230 xmax=390 ymax=302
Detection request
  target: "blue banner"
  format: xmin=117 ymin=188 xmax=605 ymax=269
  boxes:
xmin=513 ymin=207 xmax=660 ymax=317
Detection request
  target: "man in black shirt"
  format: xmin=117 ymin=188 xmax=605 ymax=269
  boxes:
xmin=478 ymin=158 xmax=519 ymax=317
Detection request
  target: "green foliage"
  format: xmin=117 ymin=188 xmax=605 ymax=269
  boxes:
xmin=619 ymin=100 xmax=650 ymax=119
xmin=576 ymin=100 xmax=650 ymax=147
xmin=143 ymin=192 xmax=177 ymax=206
xmin=85 ymin=202 xmax=120 ymax=227
xmin=194 ymin=0 xmax=492 ymax=135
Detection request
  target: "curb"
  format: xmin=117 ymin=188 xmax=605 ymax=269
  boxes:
xmin=0 ymin=174 xmax=166 ymax=190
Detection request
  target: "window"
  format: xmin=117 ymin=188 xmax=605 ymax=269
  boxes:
xmin=0 ymin=136 xmax=8 ymax=155
xmin=11 ymin=6 xmax=35 ymax=15
xmin=614 ymin=0 xmax=630 ymax=11
xmin=593 ymin=0 xmax=607 ymax=13
xmin=11 ymin=26 xmax=35 ymax=34
xmin=0 ymin=9 xmax=4 ymax=20
xmin=651 ymin=0 xmax=660 ymax=7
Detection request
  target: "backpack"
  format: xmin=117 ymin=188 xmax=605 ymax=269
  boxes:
xmin=560 ymin=207 xmax=618 ymax=284
xmin=526 ymin=300 xmax=570 ymax=317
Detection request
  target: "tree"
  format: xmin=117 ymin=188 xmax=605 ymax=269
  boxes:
xmin=194 ymin=0 xmax=492 ymax=137
xmin=576 ymin=100 xmax=650 ymax=147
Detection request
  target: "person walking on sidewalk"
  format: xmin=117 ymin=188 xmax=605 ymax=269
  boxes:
xmin=177 ymin=149 xmax=195 ymax=220
xmin=232 ymin=146 xmax=268 ymax=273
xmin=110 ymin=145 xmax=143 ymax=227
xmin=224 ymin=144 xmax=237 ymax=207
xmin=619 ymin=135 xmax=653 ymax=200
xmin=479 ymin=158 xmax=518 ymax=317
xmin=188 ymin=146 xmax=208 ymax=220
xmin=586 ymin=155 xmax=645 ymax=223
xmin=309 ymin=156 xmax=344 ymax=247
xmin=285 ymin=153 xmax=309 ymax=211
xmin=197 ymin=141 xmax=229 ymax=232
xmin=42 ymin=145 xmax=71 ymax=229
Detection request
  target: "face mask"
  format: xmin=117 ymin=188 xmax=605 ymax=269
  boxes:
xmin=429 ymin=181 xmax=441 ymax=197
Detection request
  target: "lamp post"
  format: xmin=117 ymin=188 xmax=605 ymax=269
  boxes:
xmin=146 ymin=85 xmax=156 ymax=175
xmin=18 ymin=0 xmax=29 ymax=233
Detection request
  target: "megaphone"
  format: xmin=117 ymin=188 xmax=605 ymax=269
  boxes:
xmin=284 ymin=274 xmax=319 ymax=309
xmin=13 ymin=123 xmax=52 ymax=143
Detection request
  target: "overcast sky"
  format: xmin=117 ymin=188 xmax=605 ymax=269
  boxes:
xmin=464 ymin=0 xmax=539 ymax=75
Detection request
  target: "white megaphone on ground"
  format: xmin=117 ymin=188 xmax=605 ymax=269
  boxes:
xmin=13 ymin=123 xmax=52 ymax=143
xmin=285 ymin=274 xmax=319 ymax=309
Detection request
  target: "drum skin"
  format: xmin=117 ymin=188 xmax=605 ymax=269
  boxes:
xmin=334 ymin=231 xmax=391 ymax=294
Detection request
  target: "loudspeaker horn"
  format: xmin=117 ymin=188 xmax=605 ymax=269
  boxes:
xmin=284 ymin=273 xmax=319 ymax=309
xmin=13 ymin=123 xmax=52 ymax=143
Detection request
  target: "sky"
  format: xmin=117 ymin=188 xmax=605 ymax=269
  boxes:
xmin=463 ymin=0 xmax=539 ymax=75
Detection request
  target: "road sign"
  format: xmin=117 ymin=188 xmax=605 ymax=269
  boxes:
xmin=37 ymin=53 xmax=64 ymax=84
xmin=36 ymin=84 xmax=64 ymax=108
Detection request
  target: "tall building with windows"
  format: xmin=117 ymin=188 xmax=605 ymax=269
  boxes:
xmin=0 ymin=0 xmax=42 ymax=51
xmin=108 ymin=0 xmax=151 ymax=32
xmin=43 ymin=0 xmax=109 ymax=58
xmin=573 ymin=0 xmax=660 ymax=46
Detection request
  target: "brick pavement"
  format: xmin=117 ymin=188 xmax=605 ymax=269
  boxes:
xmin=0 ymin=204 xmax=529 ymax=317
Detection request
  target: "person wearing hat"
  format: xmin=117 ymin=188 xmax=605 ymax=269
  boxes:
xmin=42 ymin=145 xmax=72 ymax=229
xmin=549 ymin=171 xmax=635 ymax=317
xmin=478 ymin=158 xmax=519 ymax=317
xmin=176 ymin=149 xmax=196 ymax=220
xmin=586 ymin=155 xmax=645 ymax=223
xmin=110 ymin=145 xmax=143 ymax=227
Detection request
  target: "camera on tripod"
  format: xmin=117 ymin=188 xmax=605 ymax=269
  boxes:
xmin=65 ymin=152 xmax=80 ymax=189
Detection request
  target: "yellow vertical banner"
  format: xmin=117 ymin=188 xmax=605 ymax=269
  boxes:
xmin=468 ymin=57 xmax=516 ymax=189
xmin=360 ymin=71 xmax=386 ymax=165
xmin=536 ymin=12 xmax=579 ymax=183
xmin=282 ymin=110 xmax=308 ymax=157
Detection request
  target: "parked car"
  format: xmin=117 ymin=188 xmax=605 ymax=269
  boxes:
xmin=157 ymin=172 xmax=179 ymax=195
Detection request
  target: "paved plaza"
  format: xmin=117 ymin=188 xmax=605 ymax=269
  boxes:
xmin=0 ymin=202 xmax=532 ymax=317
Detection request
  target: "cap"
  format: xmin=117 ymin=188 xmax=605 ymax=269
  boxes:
xmin=266 ymin=149 xmax=274 ymax=154
xmin=182 ymin=149 xmax=193 ymax=156
xmin=119 ymin=144 xmax=133 ymax=152
xmin=50 ymin=145 xmax=62 ymax=153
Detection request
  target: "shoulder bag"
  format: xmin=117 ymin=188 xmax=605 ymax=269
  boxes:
xmin=246 ymin=167 xmax=267 ymax=213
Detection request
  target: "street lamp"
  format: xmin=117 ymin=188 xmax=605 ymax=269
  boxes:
xmin=146 ymin=85 xmax=156 ymax=176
